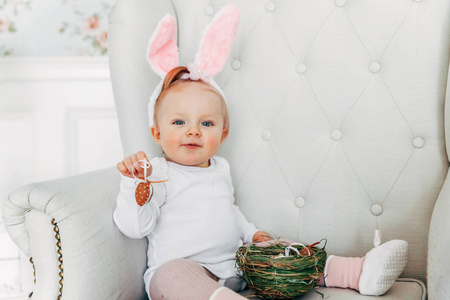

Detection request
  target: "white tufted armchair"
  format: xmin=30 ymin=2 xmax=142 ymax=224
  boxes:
xmin=2 ymin=0 xmax=450 ymax=299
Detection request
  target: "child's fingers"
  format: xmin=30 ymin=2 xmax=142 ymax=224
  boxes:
xmin=117 ymin=152 xmax=150 ymax=179
xmin=252 ymin=231 xmax=272 ymax=243
xmin=122 ymin=156 xmax=137 ymax=175
xmin=136 ymin=151 xmax=149 ymax=162
xmin=133 ymin=152 xmax=148 ymax=178
xmin=135 ymin=158 xmax=148 ymax=179
xmin=261 ymin=232 xmax=272 ymax=241
xmin=117 ymin=161 xmax=133 ymax=178
xmin=128 ymin=155 xmax=144 ymax=178
xmin=261 ymin=236 xmax=272 ymax=242
xmin=131 ymin=152 xmax=150 ymax=179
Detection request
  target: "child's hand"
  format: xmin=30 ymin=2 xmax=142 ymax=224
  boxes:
xmin=252 ymin=231 xmax=272 ymax=243
xmin=117 ymin=151 xmax=152 ymax=179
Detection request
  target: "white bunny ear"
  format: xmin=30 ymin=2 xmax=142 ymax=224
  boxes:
xmin=194 ymin=5 xmax=240 ymax=78
xmin=147 ymin=14 xmax=179 ymax=78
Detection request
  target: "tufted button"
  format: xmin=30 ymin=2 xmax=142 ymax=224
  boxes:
xmin=294 ymin=196 xmax=306 ymax=208
xmin=336 ymin=0 xmax=346 ymax=7
xmin=296 ymin=63 xmax=307 ymax=74
xmin=231 ymin=59 xmax=241 ymax=70
xmin=371 ymin=204 xmax=383 ymax=216
xmin=330 ymin=129 xmax=342 ymax=141
xmin=413 ymin=0 xmax=422 ymax=2
xmin=261 ymin=130 xmax=271 ymax=141
xmin=265 ymin=2 xmax=276 ymax=12
xmin=413 ymin=137 xmax=425 ymax=149
xmin=369 ymin=61 xmax=381 ymax=73
xmin=205 ymin=6 xmax=214 ymax=16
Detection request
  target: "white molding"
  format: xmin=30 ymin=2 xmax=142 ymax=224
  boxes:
xmin=66 ymin=108 xmax=120 ymax=174
xmin=0 ymin=110 xmax=37 ymax=189
xmin=0 ymin=56 xmax=110 ymax=81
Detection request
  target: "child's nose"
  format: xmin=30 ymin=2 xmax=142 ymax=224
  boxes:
xmin=186 ymin=126 xmax=201 ymax=137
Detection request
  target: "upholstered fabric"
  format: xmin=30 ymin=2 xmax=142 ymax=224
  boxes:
xmin=428 ymin=168 xmax=450 ymax=299
xmin=2 ymin=0 xmax=450 ymax=299
xmin=241 ymin=279 xmax=426 ymax=300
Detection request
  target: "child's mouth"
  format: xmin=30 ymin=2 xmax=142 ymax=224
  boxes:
xmin=183 ymin=143 xmax=201 ymax=149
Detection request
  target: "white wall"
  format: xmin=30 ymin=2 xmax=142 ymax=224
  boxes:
xmin=0 ymin=56 xmax=122 ymax=299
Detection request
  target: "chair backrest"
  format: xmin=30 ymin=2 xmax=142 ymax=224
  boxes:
xmin=108 ymin=0 xmax=450 ymax=283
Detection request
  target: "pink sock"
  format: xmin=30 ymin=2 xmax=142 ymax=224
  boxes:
xmin=322 ymin=255 xmax=365 ymax=291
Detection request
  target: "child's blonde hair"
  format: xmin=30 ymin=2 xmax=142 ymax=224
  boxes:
xmin=152 ymin=66 xmax=230 ymax=131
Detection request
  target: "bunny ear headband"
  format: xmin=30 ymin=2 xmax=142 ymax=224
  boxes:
xmin=146 ymin=5 xmax=240 ymax=128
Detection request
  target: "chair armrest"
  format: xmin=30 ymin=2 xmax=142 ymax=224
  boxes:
xmin=1 ymin=167 xmax=148 ymax=300
xmin=428 ymin=167 xmax=450 ymax=299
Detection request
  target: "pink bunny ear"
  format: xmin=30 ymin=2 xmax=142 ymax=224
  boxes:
xmin=194 ymin=5 xmax=240 ymax=77
xmin=147 ymin=14 xmax=179 ymax=78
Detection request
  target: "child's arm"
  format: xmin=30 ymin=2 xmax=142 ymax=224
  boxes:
xmin=113 ymin=152 xmax=167 ymax=239
xmin=232 ymin=205 xmax=272 ymax=244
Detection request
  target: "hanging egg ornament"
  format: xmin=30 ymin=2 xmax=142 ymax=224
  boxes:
xmin=135 ymin=180 xmax=151 ymax=206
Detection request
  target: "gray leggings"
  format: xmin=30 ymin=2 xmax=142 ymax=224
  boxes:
xmin=149 ymin=259 xmax=246 ymax=300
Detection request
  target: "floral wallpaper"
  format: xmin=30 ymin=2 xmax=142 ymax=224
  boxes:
xmin=0 ymin=0 xmax=114 ymax=56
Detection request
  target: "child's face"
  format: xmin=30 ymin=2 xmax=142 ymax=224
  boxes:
xmin=151 ymin=82 xmax=228 ymax=168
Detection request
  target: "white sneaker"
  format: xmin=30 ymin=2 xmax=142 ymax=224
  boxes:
xmin=358 ymin=240 xmax=408 ymax=296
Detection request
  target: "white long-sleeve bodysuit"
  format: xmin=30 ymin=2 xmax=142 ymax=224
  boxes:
xmin=113 ymin=156 xmax=258 ymax=296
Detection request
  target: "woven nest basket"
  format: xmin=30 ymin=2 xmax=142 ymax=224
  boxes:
xmin=236 ymin=239 xmax=327 ymax=299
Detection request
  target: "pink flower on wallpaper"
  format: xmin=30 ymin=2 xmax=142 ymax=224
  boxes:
xmin=83 ymin=14 xmax=100 ymax=33
xmin=56 ymin=2 xmax=113 ymax=55
xmin=0 ymin=17 xmax=12 ymax=32
xmin=97 ymin=31 xmax=107 ymax=48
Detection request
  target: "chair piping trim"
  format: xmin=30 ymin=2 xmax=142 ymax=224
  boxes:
xmin=52 ymin=218 xmax=64 ymax=300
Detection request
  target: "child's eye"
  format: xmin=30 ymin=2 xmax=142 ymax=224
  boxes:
xmin=173 ymin=120 xmax=185 ymax=125
xmin=201 ymin=121 xmax=213 ymax=127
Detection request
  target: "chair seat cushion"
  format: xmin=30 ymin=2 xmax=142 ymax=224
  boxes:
xmin=239 ymin=279 xmax=425 ymax=300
